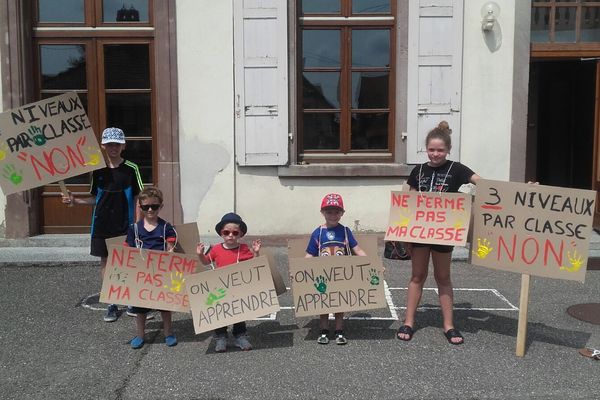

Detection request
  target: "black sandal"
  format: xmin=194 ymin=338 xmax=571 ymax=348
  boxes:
xmin=397 ymin=325 xmax=414 ymax=341
xmin=444 ymin=328 xmax=464 ymax=345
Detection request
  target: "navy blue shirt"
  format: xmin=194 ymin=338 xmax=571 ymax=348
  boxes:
xmin=126 ymin=217 xmax=176 ymax=251
xmin=306 ymin=224 xmax=358 ymax=257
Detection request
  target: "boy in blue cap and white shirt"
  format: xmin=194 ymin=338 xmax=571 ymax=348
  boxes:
xmin=63 ymin=127 xmax=143 ymax=322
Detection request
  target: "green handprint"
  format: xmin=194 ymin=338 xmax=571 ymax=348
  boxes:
xmin=206 ymin=288 xmax=227 ymax=306
xmin=29 ymin=126 xmax=46 ymax=146
xmin=369 ymin=269 xmax=380 ymax=286
xmin=2 ymin=164 xmax=23 ymax=185
xmin=313 ymin=275 xmax=328 ymax=294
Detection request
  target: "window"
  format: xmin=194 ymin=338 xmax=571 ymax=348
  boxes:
xmin=33 ymin=0 xmax=154 ymax=183
xmin=298 ymin=0 xmax=396 ymax=163
xmin=531 ymin=1 xmax=600 ymax=43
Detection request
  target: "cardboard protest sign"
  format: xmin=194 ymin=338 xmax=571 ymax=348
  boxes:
xmin=172 ymin=222 xmax=200 ymax=255
xmin=470 ymin=179 xmax=596 ymax=282
xmin=100 ymin=244 xmax=200 ymax=312
xmin=262 ymin=248 xmax=287 ymax=295
xmin=385 ymin=190 xmax=472 ymax=246
xmin=185 ymin=256 xmax=280 ymax=334
xmin=0 ymin=92 xmax=105 ymax=195
xmin=288 ymin=256 xmax=386 ymax=317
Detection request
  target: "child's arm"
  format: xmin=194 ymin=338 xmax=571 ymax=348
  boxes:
xmin=166 ymin=238 xmax=176 ymax=252
xmin=470 ymin=174 xmax=481 ymax=184
xmin=196 ymin=242 xmax=211 ymax=265
xmin=134 ymin=196 xmax=142 ymax=222
xmin=305 ymin=253 xmax=314 ymax=258
xmin=61 ymin=191 xmax=95 ymax=206
xmin=352 ymin=245 xmax=367 ymax=256
xmin=251 ymin=239 xmax=261 ymax=257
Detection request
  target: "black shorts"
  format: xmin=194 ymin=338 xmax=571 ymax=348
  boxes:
xmin=129 ymin=306 xmax=154 ymax=314
xmin=90 ymin=235 xmax=125 ymax=258
xmin=411 ymin=243 xmax=454 ymax=253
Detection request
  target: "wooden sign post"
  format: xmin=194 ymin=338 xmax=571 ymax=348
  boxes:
xmin=515 ymin=274 xmax=530 ymax=357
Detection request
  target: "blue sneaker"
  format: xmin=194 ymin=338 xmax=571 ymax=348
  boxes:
xmin=165 ymin=335 xmax=178 ymax=347
xmin=131 ymin=336 xmax=144 ymax=349
xmin=103 ymin=305 xmax=118 ymax=322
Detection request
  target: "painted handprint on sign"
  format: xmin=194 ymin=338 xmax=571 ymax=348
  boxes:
xmin=28 ymin=126 xmax=46 ymax=146
xmin=472 ymin=238 xmax=493 ymax=259
xmin=369 ymin=269 xmax=380 ymax=286
xmin=206 ymin=288 xmax=227 ymax=306
xmin=314 ymin=275 xmax=328 ymax=294
xmin=109 ymin=267 xmax=128 ymax=284
xmin=392 ymin=207 xmax=411 ymax=227
xmin=0 ymin=142 xmax=8 ymax=161
xmin=2 ymin=164 xmax=23 ymax=185
xmin=559 ymin=249 xmax=584 ymax=273
xmin=164 ymin=271 xmax=185 ymax=293
xmin=83 ymin=147 xmax=102 ymax=166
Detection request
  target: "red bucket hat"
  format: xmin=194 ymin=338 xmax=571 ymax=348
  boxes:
xmin=320 ymin=193 xmax=344 ymax=211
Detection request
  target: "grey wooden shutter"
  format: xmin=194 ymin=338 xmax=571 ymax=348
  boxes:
xmin=234 ymin=0 xmax=289 ymax=166
xmin=407 ymin=0 xmax=463 ymax=164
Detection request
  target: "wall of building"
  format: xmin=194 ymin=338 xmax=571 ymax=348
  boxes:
xmin=461 ymin=0 xmax=516 ymax=181
xmin=177 ymin=0 xmax=521 ymax=236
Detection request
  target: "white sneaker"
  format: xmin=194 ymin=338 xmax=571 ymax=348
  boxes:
xmin=215 ymin=336 xmax=227 ymax=353
xmin=234 ymin=334 xmax=252 ymax=351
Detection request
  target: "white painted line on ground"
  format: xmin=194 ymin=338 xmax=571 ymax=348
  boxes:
xmin=254 ymin=313 xmax=277 ymax=320
xmin=384 ymin=280 xmax=399 ymax=320
xmin=81 ymin=292 xmax=105 ymax=311
xmin=388 ymin=287 xmax=519 ymax=311
xmin=489 ymin=288 xmax=519 ymax=310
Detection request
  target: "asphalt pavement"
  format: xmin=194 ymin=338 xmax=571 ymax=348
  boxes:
xmin=0 ymin=235 xmax=599 ymax=399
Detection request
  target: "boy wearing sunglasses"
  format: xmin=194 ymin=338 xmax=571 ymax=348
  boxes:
xmin=62 ymin=127 xmax=143 ymax=323
xmin=196 ymin=213 xmax=261 ymax=352
xmin=124 ymin=187 xmax=178 ymax=349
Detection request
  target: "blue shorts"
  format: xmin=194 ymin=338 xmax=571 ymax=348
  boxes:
xmin=129 ymin=306 xmax=153 ymax=314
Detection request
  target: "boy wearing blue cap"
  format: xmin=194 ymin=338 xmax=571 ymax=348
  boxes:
xmin=196 ymin=213 xmax=261 ymax=352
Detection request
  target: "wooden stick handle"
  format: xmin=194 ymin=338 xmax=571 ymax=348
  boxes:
xmin=516 ymin=273 xmax=531 ymax=357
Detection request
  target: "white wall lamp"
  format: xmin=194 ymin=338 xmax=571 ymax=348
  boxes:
xmin=481 ymin=2 xmax=500 ymax=32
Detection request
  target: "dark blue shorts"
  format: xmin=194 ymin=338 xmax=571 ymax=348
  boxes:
xmin=412 ymin=243 xmax=454 ymax=253
xmin=129 ymin=306 xmax=153 ymax=314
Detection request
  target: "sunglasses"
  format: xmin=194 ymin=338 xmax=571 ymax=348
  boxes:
xmin=221 ymin=229 xmax=240 ymax=237
xmin=139 ymin=204 xmax=161 ymax=211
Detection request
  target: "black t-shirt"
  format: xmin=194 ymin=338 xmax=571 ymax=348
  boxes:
xmin=407 ymin=160 xmax=475 ymax=193
xmin=90 ymin=160 xmax=143 ymax=238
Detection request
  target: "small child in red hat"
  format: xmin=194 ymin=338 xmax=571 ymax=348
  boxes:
xmin=305 ymin=193 xmax=366 ymax=345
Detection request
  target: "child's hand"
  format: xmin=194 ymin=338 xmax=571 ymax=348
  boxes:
xmin=252 ymin=239 xmax=262 ymax=254
xmin=196 ymin=242 xmax=205 ymax=256
xmin=61 ymin=190 xmax=74 ymax=207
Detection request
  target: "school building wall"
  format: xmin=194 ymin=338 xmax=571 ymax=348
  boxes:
xmin=176 ymin=1 xmax=525 ymax=236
